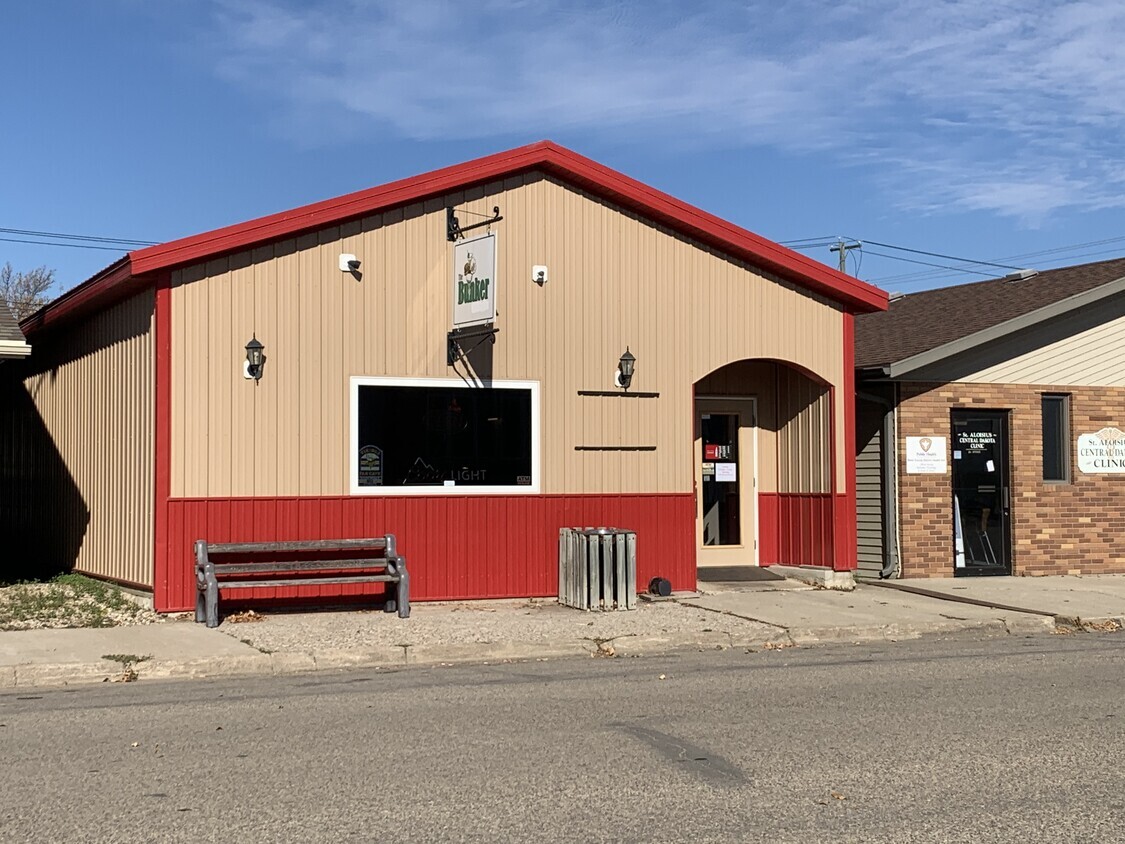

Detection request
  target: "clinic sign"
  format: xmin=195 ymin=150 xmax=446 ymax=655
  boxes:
xmin=452 ymin=233 xmax=497 ymax=328
xmin=906 ymin=436 xmax=947 ymax=474
xmin=1078 ymin=427 xmax=1125 ymax=473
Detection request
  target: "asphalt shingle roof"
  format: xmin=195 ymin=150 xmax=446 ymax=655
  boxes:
xmin=0 ymin=304 xmax=26 ymax=345
xmin=854 ymin=256 xmax=1125 ymax=369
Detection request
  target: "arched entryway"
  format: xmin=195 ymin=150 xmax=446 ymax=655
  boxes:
xmin=694 ymin=359 xmax=835 ymax=572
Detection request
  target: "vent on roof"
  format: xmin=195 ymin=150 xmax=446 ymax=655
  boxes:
xmin=1004 ymin=269 xmax=1038 ymax=282
xmin=888 ymin=291 xmax=907 ymax=302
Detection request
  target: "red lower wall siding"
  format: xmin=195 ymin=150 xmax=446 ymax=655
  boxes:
xmin=758 ymin=494 xmax=779 ymax=564
xmin=759 ymin=493 xmax=836 ymax=568
xmin=835 ymin=311 xmax=858 ymax=572
xmin=158 ymin=493 xmax=695 ymax=612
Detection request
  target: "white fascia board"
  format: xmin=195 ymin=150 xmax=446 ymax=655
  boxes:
xmin=0 ymin=340 xmax=31 ymax=359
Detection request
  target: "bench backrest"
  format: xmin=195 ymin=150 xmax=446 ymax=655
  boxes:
xmin=196 ymin=536 xmax=399 ymax=569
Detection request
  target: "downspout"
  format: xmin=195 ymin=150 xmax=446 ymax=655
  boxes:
xmin=857 ymin=385 xmax=901 ymax=578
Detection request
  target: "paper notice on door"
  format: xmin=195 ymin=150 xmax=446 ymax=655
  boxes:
xmin=715 ymin=462 xmax=737 ymax=482
xmin=986 ymin=459 xmax=995 ymax=473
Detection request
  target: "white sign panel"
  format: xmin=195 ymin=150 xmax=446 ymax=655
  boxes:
xmin=906 ymin=436 xmax=947 ymax=474
xmin=1077 ymin=426 xmax=1125 ymax=473
xmin=715 ymin=462 xmax=737 ymax=482
xmin=452 ymin=233 xmax=497 ymax=328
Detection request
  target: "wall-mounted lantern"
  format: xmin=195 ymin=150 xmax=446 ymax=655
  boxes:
xmin=616 ymin=347 xmax=635 ymax=391
xmin=244 ymin=335 xmax=265 ymax=381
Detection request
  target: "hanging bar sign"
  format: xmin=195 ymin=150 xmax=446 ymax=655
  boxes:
xmin=452 ymin=233 xmax=497 ymax=328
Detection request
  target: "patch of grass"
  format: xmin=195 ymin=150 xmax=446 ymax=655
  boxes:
xmin=101 ymin=653 xmax=152 ymax=666
xmin=0 ymin=574 xmax=154 ymax=630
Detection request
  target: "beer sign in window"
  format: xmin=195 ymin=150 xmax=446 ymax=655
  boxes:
xmin=350 ymin=377 xmax=539 ymax=495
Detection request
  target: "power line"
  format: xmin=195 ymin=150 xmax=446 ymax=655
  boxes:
xmin=0 ymin=227 xmax=156 ymax=246
xmin=830 ymin=238 xmax=861 ymax=274
xmin=857 ymin=239 xmax=1024 ymax=272
xmin=861 ymin=248 xmax=998 ymax=278
xmin=871 ymin=234 xmax=1125 ymax=285
xmin=0 ymin=236 xmax=132 ymax=252
xmin=780 ymin=235 xmax=837 ymax=246
xmin=881 ymin=246 xmax=1125 ymax=291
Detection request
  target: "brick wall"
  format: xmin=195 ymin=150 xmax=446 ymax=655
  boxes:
xmin=898 ymin=382 xmax=1125 ymax=577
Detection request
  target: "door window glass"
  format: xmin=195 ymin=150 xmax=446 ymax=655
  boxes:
xmin=701 ymin=413 xmax=741 ymax=546
xmin=952 ymin=413 xmax=1009 ymax=573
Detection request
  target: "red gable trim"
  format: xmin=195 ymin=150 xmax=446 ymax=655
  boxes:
xmin=26 ymin=141 xmax=887 ymax=336
xmin=21 ymin=257 xmax=135 ymax=337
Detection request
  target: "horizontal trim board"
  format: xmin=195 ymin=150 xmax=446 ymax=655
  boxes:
xmin=0 ymin=341 xmax=31 ymax=357
xmin=574 ymin=445 xmax=658 ymax=451
xmin=576 ymin=391 xmax=661 ymax=398
xmin=74 ymin=570 xmax=155 ymax=594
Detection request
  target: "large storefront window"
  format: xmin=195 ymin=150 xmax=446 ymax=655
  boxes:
xmin=350 ymin=378 xmax=539 ymax=494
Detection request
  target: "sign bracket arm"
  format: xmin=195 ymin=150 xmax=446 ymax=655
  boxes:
xmin=448 ymin=206 xmax=502 ymax=241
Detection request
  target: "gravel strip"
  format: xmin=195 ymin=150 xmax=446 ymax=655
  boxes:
xmin=218 ymin=597 xmax=782 ymax=653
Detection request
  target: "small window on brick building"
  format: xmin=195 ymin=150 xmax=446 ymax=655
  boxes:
xmin=1041 ymin=394 xmax=1070 ymax=482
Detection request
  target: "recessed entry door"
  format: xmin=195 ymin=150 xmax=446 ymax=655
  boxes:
xmin=695 ymin=398 xmax=758 ymax=568
xmin=951 ymin=410 xmax=1012 ymax=576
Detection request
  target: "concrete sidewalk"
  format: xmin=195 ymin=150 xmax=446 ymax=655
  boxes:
xmin=1 ymin=575 xmax=1122 ymax=689
xmin=863 ymin=574 xmax=1125 ymax=626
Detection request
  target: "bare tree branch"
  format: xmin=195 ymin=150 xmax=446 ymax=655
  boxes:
xmin=1 ymin=262 xmax=56 ymax=321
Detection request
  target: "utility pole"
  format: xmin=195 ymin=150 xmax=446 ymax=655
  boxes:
xmin=830 ymin=238 xmax=862 ymax=274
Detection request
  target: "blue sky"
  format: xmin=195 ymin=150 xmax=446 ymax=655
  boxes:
xmin=6 ymin=0 xmax=1125 ymax=299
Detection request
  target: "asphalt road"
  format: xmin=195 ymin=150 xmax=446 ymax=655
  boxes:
xmin=1 ymin=633 xmax=1123 ymax=843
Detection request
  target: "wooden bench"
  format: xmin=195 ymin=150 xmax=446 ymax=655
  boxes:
xmin=193 ymin=536 xmax=410 ymax=628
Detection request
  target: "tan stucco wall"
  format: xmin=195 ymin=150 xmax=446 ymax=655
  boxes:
xmin=15 ymin=290 xmax=155 ymax=585
xmin=170 ymin=172 xmax=845 ymax=498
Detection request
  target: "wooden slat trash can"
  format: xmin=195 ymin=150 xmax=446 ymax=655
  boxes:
xmin=558 ymin=527 xmax=637 ymax=611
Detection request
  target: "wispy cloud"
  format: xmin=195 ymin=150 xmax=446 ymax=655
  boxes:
xmin=204 ymin=0 xmax=1125 ymax=223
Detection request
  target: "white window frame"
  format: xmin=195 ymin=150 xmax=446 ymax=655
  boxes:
xmin=349 ymin=376 xmax=541 ymax=496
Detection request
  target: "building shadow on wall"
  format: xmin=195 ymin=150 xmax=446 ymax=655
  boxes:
xmin=0 ymin=369 xmax=89 ymax=582
xmin=448 ymin=324 xmax=496 ymax=386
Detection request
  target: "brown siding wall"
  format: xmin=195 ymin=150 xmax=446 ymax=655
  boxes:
xmin=170 ymin=172 xmax=845 ymax=499
xmin=3 ymin=290 xmax=154 ymax=585
xmin=897 ymin=381 xmax=1125 ymax=577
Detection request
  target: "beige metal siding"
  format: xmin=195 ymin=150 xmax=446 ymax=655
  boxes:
xmin=171 ymin=173 xmax=845 ymax=498
xmin=776 ymin=368 xmax=832 ymax=494
xmin=13 ymin=291 xmax=154 ymax=585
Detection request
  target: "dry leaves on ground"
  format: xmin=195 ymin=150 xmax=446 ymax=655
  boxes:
xmin=226 ymin=610 xmax=265 ymax=623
